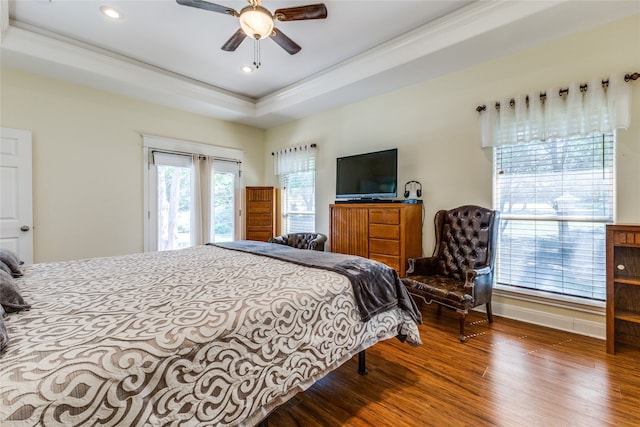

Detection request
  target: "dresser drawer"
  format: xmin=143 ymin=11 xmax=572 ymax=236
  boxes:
xmin=369 ymin=209 xmax=400 ymax=225
xmin=614 ymin=231 xmax=640 ymax=245
xmin=247 ymin=213 xmax=272 ymax=226
xmin=246 ymin=231 xmax=273 ymax=241
xmin=369 ymin=254 xmax=400 ymax=272
xmin=248 ymin=201 xmax=274 ymax=214
xmin=369 ymin=224 xmax=400 ymax=240
xmin=370 ymin=238 xmax=400 ymax=256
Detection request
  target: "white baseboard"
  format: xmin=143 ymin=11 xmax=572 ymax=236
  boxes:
xmin=485 ymin=301 xmax=606 ymax=340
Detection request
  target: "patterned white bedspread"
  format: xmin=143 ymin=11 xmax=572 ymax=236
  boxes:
xmin=0 ymin=245 xmax=421 ymax=426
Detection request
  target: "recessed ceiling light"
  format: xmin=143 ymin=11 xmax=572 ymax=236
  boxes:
xmin=100 ymin=6 xmax=122 ymax=20
xmin=241 ymin=65 xmax=254 ymax=73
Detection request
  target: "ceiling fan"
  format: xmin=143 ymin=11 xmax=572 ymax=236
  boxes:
xmin=176 ymin=0 xmax=328 ymax=56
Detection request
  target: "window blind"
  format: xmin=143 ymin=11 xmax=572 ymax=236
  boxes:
xmin=281 ymin=168 xmax=316 ymax=233
xmin=152 ymin=151 xmax=192 ymax=168
xmin=494 ymin=133 xmax=614 ymax=300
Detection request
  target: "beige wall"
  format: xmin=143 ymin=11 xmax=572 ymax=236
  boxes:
xmin=0 ymin=68 xmax=265 ymax=262
xmin=1 ymin=14 xmax=638 ymax=336
xmin=263 ymin=15 xmax=640 ymax=337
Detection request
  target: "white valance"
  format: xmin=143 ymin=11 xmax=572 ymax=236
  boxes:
xmin=273 ymin=144 xmax=317 ymax=176
xmin=480 ymin=72 xmax=633 ymax=148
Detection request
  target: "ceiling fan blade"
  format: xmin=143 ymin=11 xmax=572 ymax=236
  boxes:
xmin=176 ymin=0 xmax=238 ymax=17
xmin=271 ymin=28 xmax=302 ymax=55
xmin=274 ymin=3 xmax=327 ymax=21
xmin=221 ymin=28 xmax=247 ymax=52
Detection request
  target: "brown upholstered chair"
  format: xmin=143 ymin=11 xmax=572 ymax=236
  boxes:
xmin=268 ymin=233 xmax=327 ymax=251
xmin=402 ymin=205 xmax=500 ymax=342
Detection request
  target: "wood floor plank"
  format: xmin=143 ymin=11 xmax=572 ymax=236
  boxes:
xmin=267 ymin=306 xmax=640 ymax=426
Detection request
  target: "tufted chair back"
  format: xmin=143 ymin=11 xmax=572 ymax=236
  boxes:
xmin=268 ymin=233 xmax=327 ymax=251
xmin=402 ymin=205 xmax=500 ymax=342
xmin=433 ymin=206 xmax=499 ymax=282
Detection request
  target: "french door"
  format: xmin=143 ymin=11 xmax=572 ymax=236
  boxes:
xmin=152 ymin=151 xmax=192 ymax=251
xmin=144 ymin=136 xmax=242 ymax=252
xmin=210 ymin=160 xmax=239 ymax=243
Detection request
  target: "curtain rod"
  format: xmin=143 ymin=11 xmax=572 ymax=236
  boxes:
xmin=271 ymin=143 xmax=317 ymax=156
xmin=475 ymin=72 xmax=640 ymax=112
xmin=150 ymin=149 xmax=241 ymax=164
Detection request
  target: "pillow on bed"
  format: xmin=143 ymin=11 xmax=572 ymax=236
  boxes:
xmin=0 ymin=270 xmax=30 ymax=313
xmin=0 ymin=262 xmax=11 ymax=275
xmin=0 ymin=305 xmax=8 ymax=353
xmin=0 ymin=249 xmax=23 ymax=277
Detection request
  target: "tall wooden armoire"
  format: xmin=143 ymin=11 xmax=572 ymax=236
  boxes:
xmin=245 ymin=186 xmax=277 ymax=242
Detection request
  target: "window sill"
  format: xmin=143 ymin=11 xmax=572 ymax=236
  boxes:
xmin=493 ymin=284 xmax=605 ymax=316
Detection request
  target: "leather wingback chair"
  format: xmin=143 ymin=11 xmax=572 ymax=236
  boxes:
xmin=268 ymin=233 xmax=327 ymax=251
xmin=402 ymin=205 xmax=500 ymax=342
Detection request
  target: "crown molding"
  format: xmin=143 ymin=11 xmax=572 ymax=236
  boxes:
xmin=1 ymin=23 xmax=256 ymax=120
xmin=2 ymin=0 xmax=637 ymax=128
xmin=255 ymin=0 xmax=567 ymax=116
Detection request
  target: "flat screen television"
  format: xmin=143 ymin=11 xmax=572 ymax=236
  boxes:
xmin=335 ymin=148 xmax=398 ymax=200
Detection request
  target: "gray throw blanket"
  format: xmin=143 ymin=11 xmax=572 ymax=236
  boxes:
xmin=213 ymin=241 xmax=421 ymax=325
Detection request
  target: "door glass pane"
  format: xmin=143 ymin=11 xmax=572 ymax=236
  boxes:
xmin=156 ymin=164 xmax=191 ymax=251
xmin=211 ymin=171 xmax=235 ymax=243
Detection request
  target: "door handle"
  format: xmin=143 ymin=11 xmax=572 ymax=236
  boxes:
xmin=20 ymin=225 xmax=30 ymax=232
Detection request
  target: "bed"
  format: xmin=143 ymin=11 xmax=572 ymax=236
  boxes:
xmin=0 ymin=242 xmax=422 ymax=426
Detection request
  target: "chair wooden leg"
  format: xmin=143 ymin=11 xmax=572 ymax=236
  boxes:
xmin=486 ymin=302 xmax=494 ymax=323
xmin=458 ymin=312 xmax=467 ymax=342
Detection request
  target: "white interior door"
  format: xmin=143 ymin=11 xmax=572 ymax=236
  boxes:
xmin=0 ymin=128 xmax=33 ymax=264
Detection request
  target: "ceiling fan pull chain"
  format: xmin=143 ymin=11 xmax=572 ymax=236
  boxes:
xmin=253 ymin=39 xmax=261 ymax=69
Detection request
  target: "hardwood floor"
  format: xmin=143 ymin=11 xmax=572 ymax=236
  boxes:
xmin=268 ymin=304 xmax=640 ymax=426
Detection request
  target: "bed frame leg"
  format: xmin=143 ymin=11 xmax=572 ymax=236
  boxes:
xmin=358 ymin=350 xmax=368 ymax=375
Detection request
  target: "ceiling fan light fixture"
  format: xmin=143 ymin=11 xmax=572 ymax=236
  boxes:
xmin=239 ymin=6 xmax=274 ymax=40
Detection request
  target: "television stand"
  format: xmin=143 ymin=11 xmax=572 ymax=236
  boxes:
xmin=334 ymin=199 xmax=422 ymax=204
xmin=329 ymin=202 xmax=423 ymax=277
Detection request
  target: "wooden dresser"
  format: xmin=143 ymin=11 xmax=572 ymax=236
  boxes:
xmin=330 ymin=202 xmax=422 ymax=277
xmin=245 ymin=186 xmax=277 ymax=242
xmin=606 ymin=224 xmax=640 ymax=354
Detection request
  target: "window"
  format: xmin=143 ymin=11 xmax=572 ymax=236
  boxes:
xmin=494 ymin=133 xmax=614 ymax=300
xmin=143 ymin=135 xmax=242 ymax=252
xmin=273 ymin=144 xmax=317 ymax=234
xmin=281 ymin=169 xmax=316 ymax=233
